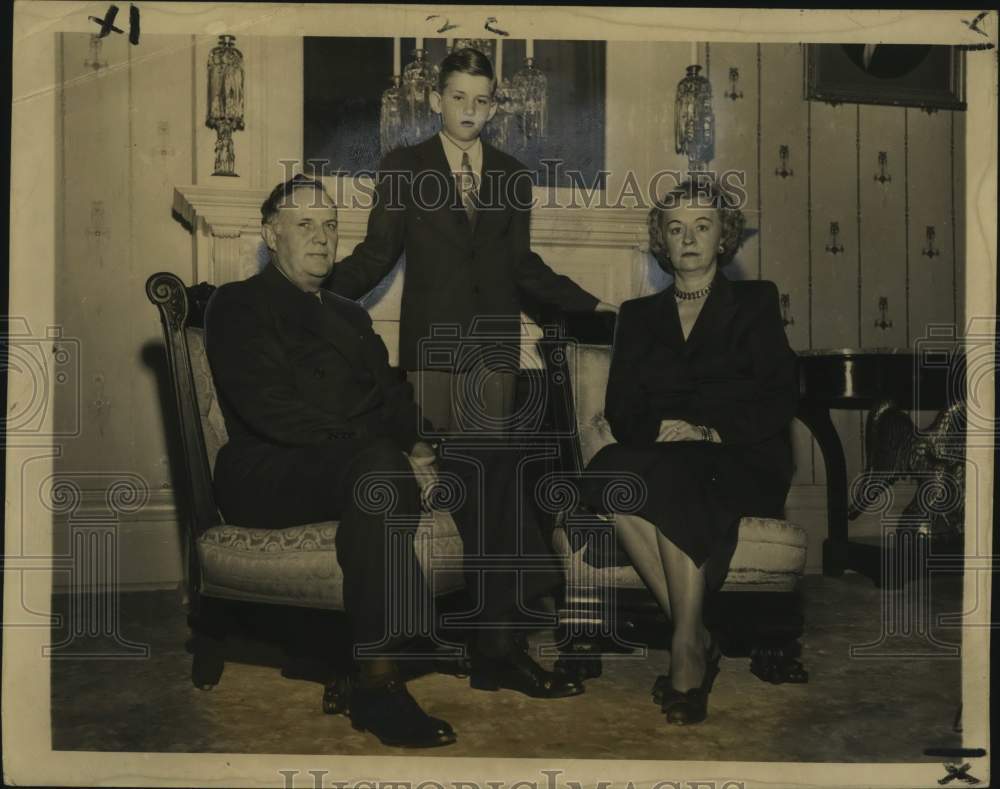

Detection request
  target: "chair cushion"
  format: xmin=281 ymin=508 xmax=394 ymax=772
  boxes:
xmin=186 ymin=332 xmax=466 ymax=610
xmin=567 ymin=344 xmax=616 ymax=466
xmin=553 ymin=516 xmax=807 ymax=593
xmin=197 ymin=510 xmax=465 ymax=610
xmin=186 ymin=327 xmax=229 ymax=474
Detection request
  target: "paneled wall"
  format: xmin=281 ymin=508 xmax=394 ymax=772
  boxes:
xmin=54 ymin=35 xmax=966 ymax=582
xmin=54 ymin=34 xmax=196 ymax=584
xmin=607 ymin=42 xmax=965 ymax=501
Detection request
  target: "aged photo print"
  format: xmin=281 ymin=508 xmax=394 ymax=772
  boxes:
xmin=4 ymin=4 xmax=997 ymax=788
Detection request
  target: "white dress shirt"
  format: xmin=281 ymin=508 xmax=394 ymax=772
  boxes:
xmin=438 ymin=132 xmax=483 ymax=185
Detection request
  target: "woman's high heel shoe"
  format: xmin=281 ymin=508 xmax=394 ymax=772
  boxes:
xmin=651 ymin=674 xmax=671 ymax=704
xmin=660 ymin=637 xmax=721 ymax=725
xmin=652 ymin=634 xmax=720 ymax=705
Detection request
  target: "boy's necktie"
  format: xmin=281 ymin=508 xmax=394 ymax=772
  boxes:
xmin=459 ymin=151 xmax=478 ymax=226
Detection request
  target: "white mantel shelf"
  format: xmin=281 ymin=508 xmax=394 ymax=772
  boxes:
xmin=174 ymin=184 xmax=651 ymax=259
xmin=173 ymin=182 xmax=661 ymax=363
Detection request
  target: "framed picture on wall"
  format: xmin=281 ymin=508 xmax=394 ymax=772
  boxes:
xmin=805 ymin=44 xmax=965 ymax=111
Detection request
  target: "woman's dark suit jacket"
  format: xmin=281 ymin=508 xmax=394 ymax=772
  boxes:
xmin=585 ymin=272 xmax=799 ymax=588
xmin=325 ymin=135 xmax=598 ymax=371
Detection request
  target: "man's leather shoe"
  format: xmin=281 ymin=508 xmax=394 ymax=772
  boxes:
xmin=349 ymin=680 xmax=456 ymax=748
xmin=470 ymin=645 xmax=585 ymax=699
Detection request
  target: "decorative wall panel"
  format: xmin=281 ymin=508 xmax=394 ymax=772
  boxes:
xmin=59 ymin=33 xmax=133 ymax=478
xmin=859 ymin=105 xmax=908 ymax=349
xmin=58 ymin=33 xmax=196 ymax=493
xmin=755 ymin=44 xmax=813 ymax=484
xmin=709 ymin=43 xmax=761 ymax=282
xmin=605 ymin=41 xmax=696 ymax=202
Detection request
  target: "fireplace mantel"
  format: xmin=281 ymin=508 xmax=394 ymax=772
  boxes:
xmin=174 ymin=182 xmax=663 ymax=366
xmin=174 ymin=184 xmax=652 ymax=286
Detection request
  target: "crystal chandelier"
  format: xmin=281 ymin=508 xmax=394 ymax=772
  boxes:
xmin=381 ymin=44 xmax=440 ymax=156
xmin=378 ymin=39 xmax=549 ymax=157
xmin=400 ymin=47 xmax=440 ymax=145
xmin=512 ymin=47 xmax=547 ymax=146
xmin=674 ymin=63 xmax=714 ymax=172
xmin=206 ymin=34 xmax=245 ymax=176
xmin=379 ymin=75 xmax=403 ymax=156
xmin=487 ymin=75 xmax=522 ymax=152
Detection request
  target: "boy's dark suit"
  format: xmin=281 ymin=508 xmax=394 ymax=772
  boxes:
xmin=326 ymin=135 xmax=599 ymax=371
xmin=205 ymin=262 xmax=560 ymax=645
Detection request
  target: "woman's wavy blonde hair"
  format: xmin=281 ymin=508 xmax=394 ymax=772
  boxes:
xmin=648 ymin=177 xmax=746 ymax=272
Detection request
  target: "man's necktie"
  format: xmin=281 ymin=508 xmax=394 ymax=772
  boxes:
xmin=459 ymin=151 xmax=478 ymax=226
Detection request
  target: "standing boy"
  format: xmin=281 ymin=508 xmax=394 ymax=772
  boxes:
xmin=326 ymin=47 xmax=616 ymax=435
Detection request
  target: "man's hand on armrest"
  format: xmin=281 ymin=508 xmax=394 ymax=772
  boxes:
xmin=406 ymin=440 xmax=439 ymax=514
xmin=408 ymin=440 xmax=437 ymax=467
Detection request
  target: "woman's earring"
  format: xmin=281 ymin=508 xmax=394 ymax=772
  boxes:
xmin=718 ymin=244 xmax=725 ymax=253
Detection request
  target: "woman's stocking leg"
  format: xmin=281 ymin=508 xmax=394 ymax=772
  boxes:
xmin=656 ymin=531 xmax=711 ymax=692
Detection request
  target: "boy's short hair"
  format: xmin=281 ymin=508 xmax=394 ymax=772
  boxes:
xmin=260 ymin=174 xmax=332 ymax=224
xmin=437 ymin=47 xmax=496 ymax=95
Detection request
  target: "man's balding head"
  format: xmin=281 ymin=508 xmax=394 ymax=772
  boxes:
xmin=260 ymin=175 xmax=339 ymax=293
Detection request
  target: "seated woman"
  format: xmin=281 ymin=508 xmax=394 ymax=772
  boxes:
xmin=582 ymin=177 xmax=798 ymax=725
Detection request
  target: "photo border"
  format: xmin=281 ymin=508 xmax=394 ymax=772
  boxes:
xmin=5 ymin=4 xmax=996 ymax=788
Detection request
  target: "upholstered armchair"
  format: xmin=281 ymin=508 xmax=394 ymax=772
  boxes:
xmin=537 ymin=313 xmax=809 ymax=685
xmin=146 ymin=272 xmax=467 ymax=709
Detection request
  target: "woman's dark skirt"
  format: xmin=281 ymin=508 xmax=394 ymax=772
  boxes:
xmin=581 ymin=441 xmax=786 ymax=592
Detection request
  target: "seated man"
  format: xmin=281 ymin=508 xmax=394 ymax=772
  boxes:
xmin=205 ymin=174 xmax=581 ymax=749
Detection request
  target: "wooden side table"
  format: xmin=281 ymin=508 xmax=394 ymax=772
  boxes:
xmin=797 ymin=348 xmax=965 ymax=586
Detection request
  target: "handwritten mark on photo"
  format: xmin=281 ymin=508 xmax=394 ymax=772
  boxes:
xmin=484 ymin=16 xmax=509 ymax=36
xmin=88 ymin=4 xmax=141 ymax=45
xmin=425 ymin=14 xmax=458 ymax=34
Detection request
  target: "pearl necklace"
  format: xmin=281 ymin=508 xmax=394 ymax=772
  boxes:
xmin=674 ymin=284 xmax=713 ymax=301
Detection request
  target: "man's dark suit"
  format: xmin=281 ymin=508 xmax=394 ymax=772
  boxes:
xmin=326 ymin=135 xmax=599 ymax=371
xmin=207 ymin=263 xmax=421 ymax=459
xmin=206 ymin=263 xmax=426 ymax=646
xmin=205 ymin=262 xmax=559 ymax=645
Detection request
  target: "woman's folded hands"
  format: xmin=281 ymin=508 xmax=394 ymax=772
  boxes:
xmin=657 ymin=419 xmax=720 ymax=444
